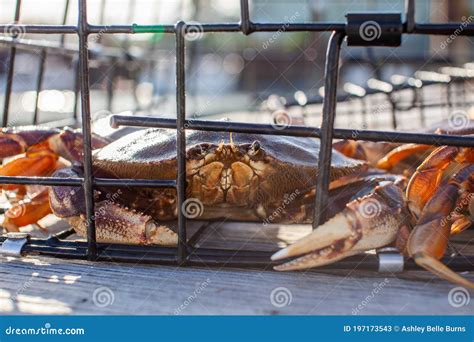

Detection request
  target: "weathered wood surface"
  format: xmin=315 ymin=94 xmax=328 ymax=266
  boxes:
xmin=0 ymin=218 xmax=473 ymax=315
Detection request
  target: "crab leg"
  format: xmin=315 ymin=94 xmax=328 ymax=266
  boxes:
xmin=377 ymin=143 xmax=433 ymax=170
xmin=272 ymin=182 xmax=410 ymax=270
xmin=0 ymin=133 xmax=28 ymax=159
xmin=0 ymin=148 xmax=59 ymax=191
xmin=3 ymin=189 xmax=52 ymax=232
xmin=407 ymin=164 xmax=474 ymax=289
xmin=406 ymin=146 xmax=474 ymax=217
xmin=332 ymin=140 xmax=398 ymax=167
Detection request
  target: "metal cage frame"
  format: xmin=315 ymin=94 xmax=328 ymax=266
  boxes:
xmin=1 ymin=0 xmax=474 ymax=272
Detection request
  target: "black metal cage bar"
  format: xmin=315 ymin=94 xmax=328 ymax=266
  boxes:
xmin=0 ymin=0 xmax=473 ymax=272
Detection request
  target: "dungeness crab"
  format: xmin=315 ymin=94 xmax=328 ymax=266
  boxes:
xmin=0 ymin=125 xmax=472 ymax=288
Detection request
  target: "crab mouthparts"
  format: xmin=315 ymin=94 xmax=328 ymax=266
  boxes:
xmin=190 ymin=144 xmax=262 ymax=206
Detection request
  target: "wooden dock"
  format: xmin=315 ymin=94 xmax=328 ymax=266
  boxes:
xmin=0 ymin=218 xmax=473 ymax=315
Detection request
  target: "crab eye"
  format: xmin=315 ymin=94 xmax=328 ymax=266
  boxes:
xmin=189 ymin=145 xmax=206 ymax=158
xmin=248 ymin=140 xmax=261 ymax=155
xmin=199 ymin=144 xmax=211 ymax=155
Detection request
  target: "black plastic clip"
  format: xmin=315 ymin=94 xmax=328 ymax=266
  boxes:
xmin=346 ymin=13 xmax=402 ymax=47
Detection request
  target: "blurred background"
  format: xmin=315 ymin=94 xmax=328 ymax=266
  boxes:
xmin=1 ymin=0 xmax=474 ymax=131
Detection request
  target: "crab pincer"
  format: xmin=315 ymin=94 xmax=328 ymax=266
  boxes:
xmin=272 ymin=181 xmax=411 ymax=270
xmin=49 ymin=167 xmax=177 ymax=246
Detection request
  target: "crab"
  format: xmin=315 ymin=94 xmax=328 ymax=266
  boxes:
xmin=274 ymin=133 xmax=474 ymax=289
xmin=1 ymin=126 xmax=389 ymax=242
xmin=47 ymin=128 xmax=375 ymax=245
xmin=0 ymin=124 xmax=136 ymax=231
xmin=0 ymin=125 xmax=472 ymax=288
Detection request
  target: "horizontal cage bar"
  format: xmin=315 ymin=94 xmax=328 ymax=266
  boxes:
xmin=111 ymin=115 xmax=474 ymax=147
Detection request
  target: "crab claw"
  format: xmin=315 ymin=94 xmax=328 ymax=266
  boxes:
xmin=49 ymin=167 xmax=178 ymax=246
xmin=2 ymin=189 xmax=52 ymax=232
xmin=65 ymin=201 xmax=178 ymax=246
xmin=272 ymin=182 xmax=409 ymax=271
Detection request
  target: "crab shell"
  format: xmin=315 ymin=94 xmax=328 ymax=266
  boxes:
xmin=94 ymin=129 xmax=367 ymax=220
xmin=50 ymin=128 xmax=367 ymax=230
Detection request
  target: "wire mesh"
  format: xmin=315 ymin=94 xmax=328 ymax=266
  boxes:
xmin=0 ymin=0 xmax=473 ymax=271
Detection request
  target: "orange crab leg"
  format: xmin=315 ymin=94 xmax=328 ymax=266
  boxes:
xmin=377 ymin=143 xmax=433 ymax=170
xmin=408 ymin=164 xmax=474 ymax=289
xmin=406 ymin=146 xmax=474 ymax=217
xmin=332 ymin=140 xmax=367 ymax=160
xmin=3 ymin=189 xmax=52 ymax=232
xmin=0 ymin=148 xmax=59 ymax=191
xmin=333 ymin=140 xmax=399 ymax=167
xmin=0 ymin=133 xmax=28 ymax=159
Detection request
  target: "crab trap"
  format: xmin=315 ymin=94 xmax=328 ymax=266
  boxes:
xmin=0 ymin=0 xmax=473 ymax=275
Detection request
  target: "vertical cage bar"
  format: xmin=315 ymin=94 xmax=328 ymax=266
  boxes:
xmin=60 ymin=0 xmax=71 ymax=46
xmin=175 ymin=21 xmax=188 ymax=263
xmin=240 ymin=0 xmax=252 ymax=35
xmin=447 ymin=83 xmax=453 ymax=112
xmin=2 ymin=0 xmax=22 ymax=127
xmin=73 ymin=58 xmax=80 ymax=120
xmin=106 ymin=59 xmax=115 ymax=112
xmin=389 ymin=98 xmax=397 ymax=129
xmin=313 ymin=31 xmax=345 ymax=227
xmin=33 ymin=49 xmax=47 ymax=124
xmin=405 ymin=0 xmax=415 ymax=33
xmin=97 ymin=0 xmax=107 ymax=44
xmin=78 ymin=0 xmax=98 ymax=259
xmin=416 ymin=87 xmax=425 ymax=127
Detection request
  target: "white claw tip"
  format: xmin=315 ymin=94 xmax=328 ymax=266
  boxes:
xmin=271 ymin=248 xmax=289 ymax=261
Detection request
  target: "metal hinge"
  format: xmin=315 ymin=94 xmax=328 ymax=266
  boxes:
xmin=377 ymin=247 xmax=404 ymax=273
xmin=346 ymin=12 xmax=402 ymax=47
xmin=0 ymin=232 xmax=29 ymax=256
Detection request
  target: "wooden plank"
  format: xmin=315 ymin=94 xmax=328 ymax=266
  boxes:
xmin=0 ymin=224 xmax=472 ymax=315
xmin=0 ymin=254 xmax=472 ymax=315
